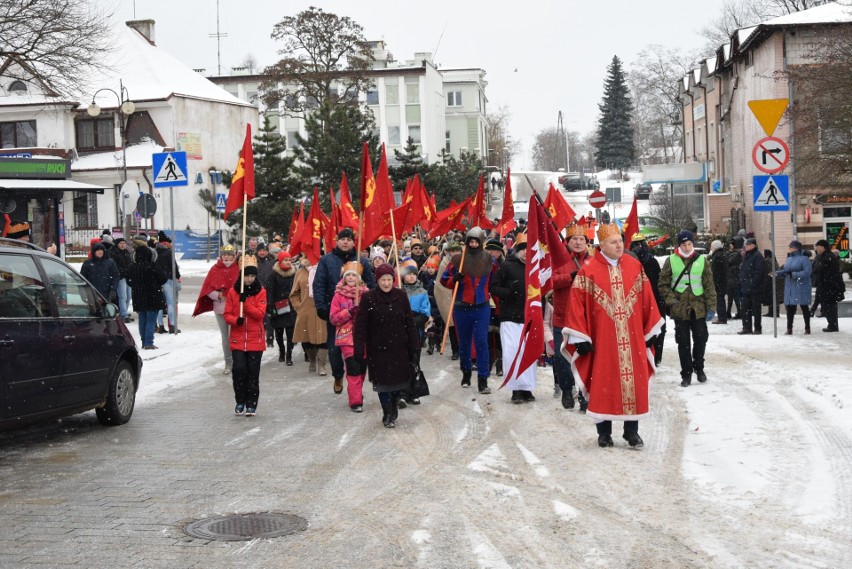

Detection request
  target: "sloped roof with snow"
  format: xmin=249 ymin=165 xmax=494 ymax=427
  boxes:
xmin=1 ymin=23 xmax=251 ymax=111
xmin=762 ymin=1 xmax=852 ymax=26
xmin=71 ymin=141 xmax=165 ymax=172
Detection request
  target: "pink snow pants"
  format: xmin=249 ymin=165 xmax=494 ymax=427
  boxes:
xmin=340 ymin=345 xmax=365 ymax=407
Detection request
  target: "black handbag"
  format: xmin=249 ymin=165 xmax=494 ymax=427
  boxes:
xmin=410 ymin=361 xmax=430 ymax=398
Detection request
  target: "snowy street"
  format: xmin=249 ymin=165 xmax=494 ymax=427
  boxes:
xmin=0 ymin=259 xmax=850 ymax=567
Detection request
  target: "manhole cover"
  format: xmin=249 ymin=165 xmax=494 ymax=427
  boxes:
xmin=184 ymin=512 xmax=307 ymax=541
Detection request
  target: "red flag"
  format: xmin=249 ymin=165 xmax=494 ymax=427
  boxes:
xmin=622 ymin=195 xmax=640 ymax=244
xmin=502 ymin=196 xmax=571 ymax=387
xmin=375 ymin=144 xmax=396 ymax=213
xmin=325 ymin=187 xmax=339 ymax=252
xmin=287 ymin=203 xmax=300 ymax=245
xmin=648 ymin=234 xmax=669 ymax=248
xmin=494 ymin=169 xmax=516 ymax=237
xmin=542 ymin=183 xmax=576 ymax=231
xmin=409 ymin=175 xmax=435 ymax=231
xmin=428 ymin=196 xmax=471 ymax=238
xmin=289 ymin=201 xmax=305 ymax=257
xmin=299 ymin=187 xmax=325 ymax=264
xmin=360 ymin=143 xmax=386 ymax=245
xmin=224 ymin=124 xmax=255 ymax=218
xmin=338 ymin=172 xmax=359 ymax=229
xmin=469 ymin=176 xmax=494 ymax=230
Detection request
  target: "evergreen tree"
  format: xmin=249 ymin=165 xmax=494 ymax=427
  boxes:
xmin=595 ymin=56 xmax=635 ymax=171
xmin=390 ymin=137 xmax=429 ymax=193
xmin=241 ymin=115 xmax=300 ymax=240
xmin=425 ymin=150 xmax=483 ymax=209
xmin=293 ymin=100 xmax=379 ymax=209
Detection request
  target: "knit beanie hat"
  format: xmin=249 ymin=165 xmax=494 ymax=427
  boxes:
xmin=374 ymin=263 xmax=395 ymax=280
xmin=4 ymin=220 xmax=30 ymax=239
xmin=677 ymin=230 xmax=693 ymax=244
xmin=789 ymin=240 xmax=803 ymax=250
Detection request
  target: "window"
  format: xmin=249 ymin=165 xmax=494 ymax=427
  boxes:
xmin=388 ymin=126 xmax=401 ymax=145
xmin=286 ymin=131 xmax=300 ymax=150
xmin=366 ymin=89 xmax=379 ymax=105
xmin=406 ymin=82 xmax=419 ymax=104
xmin=408 ymin=125 xmax=421 ymax=144
xmin=8 ymin=80 xmax=27 ymax=93
xmin=445 ymin=130 xmax=451 ymax=153
xmin=76 ymin=118 xmax=114 ymax=150
xmin=0 ymin=120 xmax=36 ymax=148
xmin=72 ymin=191 xmax=98 ymax=227
xmin=284 ymin=95 xmax=299 ymax=110
xmin=447 ymin=91 xmax=462 ymax=107
xmin=0 ymin=254 xmax=49 ymax=318
xmin=385 ymin=84 xmax=399 ymax=105
xmin=819 ymin=124 xmax=850 ymax=157
xmin=41 ymin=258 xmax=99 ymax=318
xmin=305 ymin=96 xmax=319 ymax=109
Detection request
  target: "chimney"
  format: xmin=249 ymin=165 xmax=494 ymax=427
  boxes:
xmin=126 ymin=20 xmax=156 ymax=45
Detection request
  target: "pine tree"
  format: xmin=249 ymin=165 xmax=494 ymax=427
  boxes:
xmin=390 ymin=137 xmax=429 ymax=193
xmin=595 ymin=56 xmax=635 ymax=172
xmin=242 ymin=114 xmax=300 ymax=240
xmin=292 ymin=100 xmax=379 ymax=208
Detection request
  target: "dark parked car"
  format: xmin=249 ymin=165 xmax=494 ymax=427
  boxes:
xmin=560 ymin=174 xmax=599 ymax=192
xmin=635 ymin=183 xmax=653 ymax=199
xmin=0 ymin=238 xmax=141 ymax=431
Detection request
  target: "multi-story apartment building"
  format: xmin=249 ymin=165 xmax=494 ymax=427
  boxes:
xmin=208 ymin=41 xmax=489 ymax=166
xmin=676 ymin=3 xmax=852 ymax=252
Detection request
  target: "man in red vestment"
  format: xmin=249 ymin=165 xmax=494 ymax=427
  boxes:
xmin=562 ymin=223 xmax=664 ymax=449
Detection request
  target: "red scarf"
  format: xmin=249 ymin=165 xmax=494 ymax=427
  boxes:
xmin=192 ymin=257 xmax=240 ymax=316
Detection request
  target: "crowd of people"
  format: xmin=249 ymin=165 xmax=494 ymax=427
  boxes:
xmin=177 ymin=221 xmax=846 ymax=446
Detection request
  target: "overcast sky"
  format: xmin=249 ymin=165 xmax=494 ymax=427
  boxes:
xmin=101 ymin=0 xmax=730 ymax=168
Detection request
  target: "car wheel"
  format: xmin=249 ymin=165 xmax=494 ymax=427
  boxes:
xmin=96 ymin=360 xmax=136 ymax=426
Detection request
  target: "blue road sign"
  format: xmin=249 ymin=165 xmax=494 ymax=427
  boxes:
xmin=753 ymin=175 xmax=789 ymax=212
xmin=152 ymin=151 xmax=188 ymax=188
xmin=215 ymin=193 xmax=226 ymax=211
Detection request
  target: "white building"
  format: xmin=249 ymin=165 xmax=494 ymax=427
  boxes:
xmin=208 ymin=41 xmax=489 ymax=166
xmin=0 ymin=19 xmax=257 ymax=256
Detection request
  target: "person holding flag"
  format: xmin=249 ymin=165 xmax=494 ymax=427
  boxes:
xmin=562 ymin=223 xmax=664 ymax=449
xmin=440 ymin=227 xmax=497 ymax=394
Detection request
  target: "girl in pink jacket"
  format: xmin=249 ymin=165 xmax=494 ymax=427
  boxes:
xmin=329 ymin=262 xmax=369 ymax=412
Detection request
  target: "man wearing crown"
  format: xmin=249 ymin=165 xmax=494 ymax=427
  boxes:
xmin=561 ymin=223 xmax=664 ymax=449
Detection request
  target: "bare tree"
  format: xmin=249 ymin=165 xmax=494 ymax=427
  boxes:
xmin=239 ymin=54 xmax=258 ymax=74
xmin=486 ymin=104 xmax=519 ymax=172
xmin=0 ymin=0 xmax=114 ymax=96
xmin=650 ymin=189 xmax=700 ymax=240
xmin=531 ymin=127 xmax=563 ymax=171
xmin=630 ymin=45 xmax=696 ymax=165
xmin=701 ymin=0 xmax=831 ymax=49
xmin=260 ymin=6 xmax=375 ymax=117
xmin=783 ymin=24 xmax=852 ymax=187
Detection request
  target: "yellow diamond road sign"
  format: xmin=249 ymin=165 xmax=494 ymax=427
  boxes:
xmin=747 ymin=99 xmax=789 ymax=136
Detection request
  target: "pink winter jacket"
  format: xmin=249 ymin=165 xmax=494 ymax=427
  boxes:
xmin=329 ymin=281 xmax=368 ymax=347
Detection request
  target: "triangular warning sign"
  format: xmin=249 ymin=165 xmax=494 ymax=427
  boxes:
xmin=154 ymin=153 xmax=187 ymax=184
xmin=216 ymin=194 xmax=226 ymax=208
xmin=755 ymin=176 xmax=788 ymax=207
xmin=748 ymin=99 xmax=788 ymax=137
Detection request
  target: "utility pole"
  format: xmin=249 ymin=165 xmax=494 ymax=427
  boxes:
xmin=209 ymin=0 xmax=228 ymax=75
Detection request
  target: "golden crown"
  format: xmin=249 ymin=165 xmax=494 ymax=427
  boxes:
xmin=565 ymin=224 xmax=585 ymax=238
xmin=596 ymin=223 xmax=622 ymax=242
xmin=241 ymin=255 xmax=258 ymax=268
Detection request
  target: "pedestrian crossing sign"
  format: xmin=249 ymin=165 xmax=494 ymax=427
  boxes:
xmin=215 ymin=193 xmax=226 ymax=211
xmin=152 ymin=151 xmax=188 ymax=188
xmin=753 ymin=175 xmax=789 ymax=212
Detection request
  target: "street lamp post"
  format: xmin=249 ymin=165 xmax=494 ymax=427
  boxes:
xmin=87 ymin=79 xmax=135 ymax=237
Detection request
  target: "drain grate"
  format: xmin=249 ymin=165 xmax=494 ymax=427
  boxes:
xmin=184 ymin=512 xmax=307 ymax=541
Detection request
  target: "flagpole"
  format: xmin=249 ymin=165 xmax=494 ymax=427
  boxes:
xmin=439 ymin=243 xmax=467 ymax=355
xmin=239 ymin=193 xmax=248 ymax=318
xmin=389 ymin=208 xmax=402 ymax=288
xmin=355 ymin=213 xmax=364 ymax=305
xmin=533 ymin=190 xmax=567 ymax=244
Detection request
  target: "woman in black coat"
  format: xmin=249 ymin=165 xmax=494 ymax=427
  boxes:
xmin=126 ymin=246 xmax=168 ymax=349
xmin=267 ymin=252 xmax=297 ymax=364
xmin=813 ymin=239 xmax=845 ymax=332
xmin=352 ymin=263 xmax=420 ymax=428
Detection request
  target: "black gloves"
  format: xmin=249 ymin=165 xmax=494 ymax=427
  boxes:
xmin=575 ymin=341 xmax=594 ymax=356
xmin=645 ymin=336 xmax=657 ymax=348
xmin=239 ymin=291 xmax=249 ymax=302
xmin=452 ymin=272 xmax=464 ymax=284
xmin=570 ymin=271 xmax=578 ymax=281
xmin=316 ymin=308 xmax=330 ymax=321
xmin=349 ymin=305 xmax=360 ymax=319
xmin=236 ymin=316 xmax=245 ymax=326
xmin=345 ymin=357 xmax=362 ymax=376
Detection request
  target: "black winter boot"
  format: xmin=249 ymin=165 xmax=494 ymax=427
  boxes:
xmin=286 ymin=345 xmax=293 ymax=366
xmin=477 ymin=376 xmax=491 ymax=395
xmin=461 ymin=370 xmax=471 ymax=388
xmin=495 ymin=359 xmax=503 ymax=377
xmin=278 ymin=350 xmax=286 ymax=363
xmin=380 ymin=398 xmax=393 ymax=428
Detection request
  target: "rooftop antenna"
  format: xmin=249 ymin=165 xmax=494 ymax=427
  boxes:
xmin=209 ymin=0 xmax=228 ymax=75
xmin=432 ymin=20 xmax=448 ymax=62
xmin=132 ymin=0 xmax=136 ymax=18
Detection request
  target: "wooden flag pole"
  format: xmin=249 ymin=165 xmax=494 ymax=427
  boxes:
xmin=239 ymin=193 xmax=248 ymax=318
xmin=355 ymin=213 xmax=364 ymax=304
xmin=439 ymin=244 xmax=467 ymax=355
xmin=389 ymin=209 xmax=402 ymax=288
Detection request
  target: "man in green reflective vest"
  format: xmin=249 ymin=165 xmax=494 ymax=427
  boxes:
xmin=659 ymin=230 xmax=716 ymax=387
